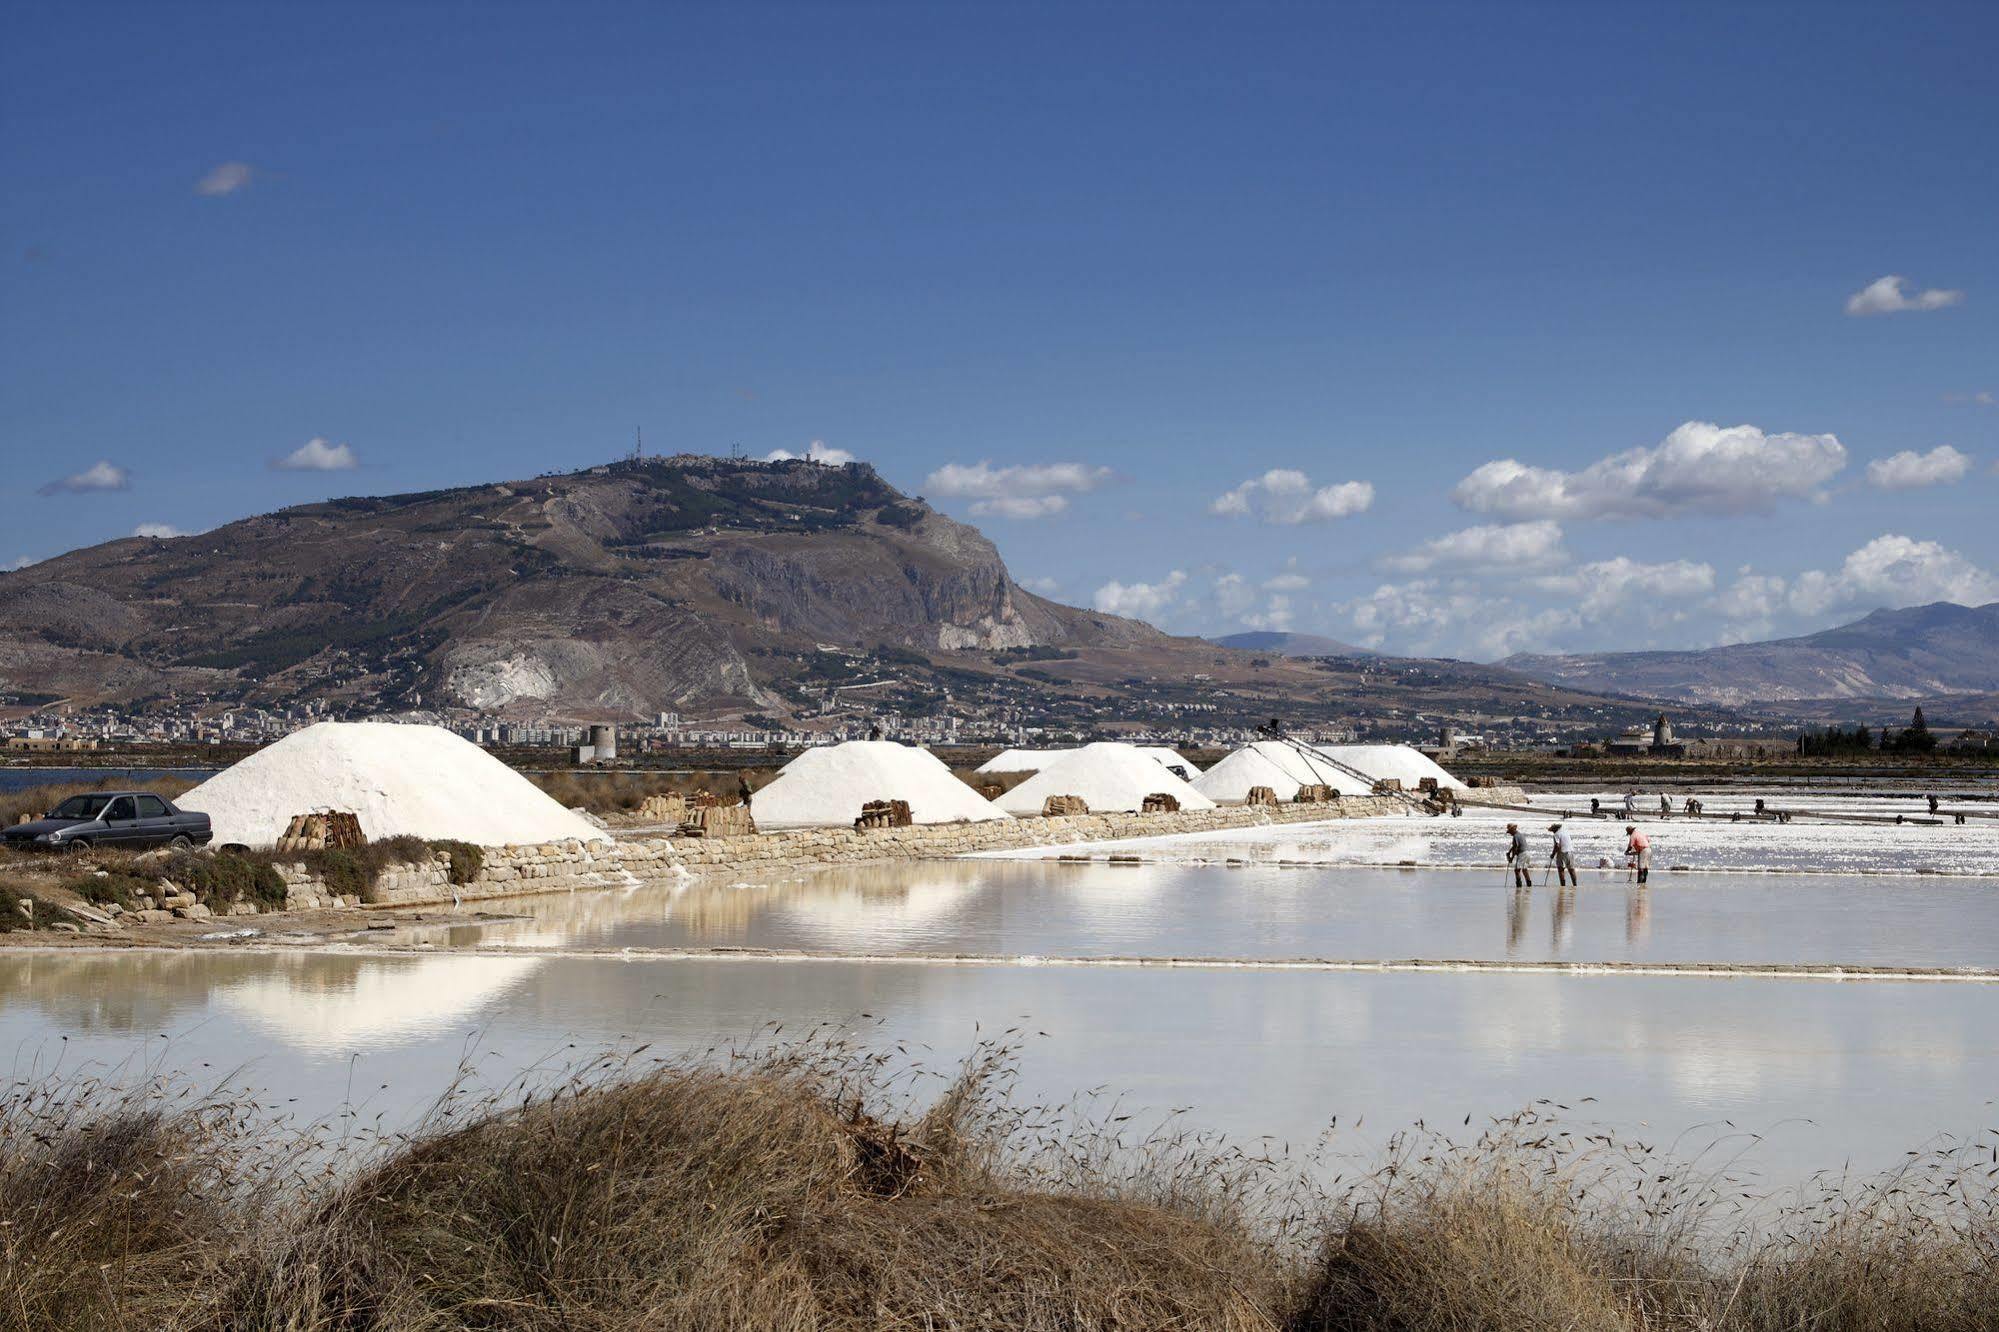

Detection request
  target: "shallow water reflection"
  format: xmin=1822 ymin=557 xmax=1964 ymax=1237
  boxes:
xmin=432 ymin=859 xmax=1999 ymax=968
xmin=1 ymin=949 xmax=1991 ymax=1189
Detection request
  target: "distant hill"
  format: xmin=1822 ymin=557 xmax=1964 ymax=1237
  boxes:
xmin=1211 ymin=631 xmax=1371 ymax=658
xmin=1500 ymin=602 xmax=1999 ymax=706
xmin=0 ymin=455 xmax=1166 ymax=718
xmin=0 ymin=454 xmax=1730 ymax=738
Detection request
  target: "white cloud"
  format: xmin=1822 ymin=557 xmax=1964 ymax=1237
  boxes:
xmin=1942 ymin=390 xmax=1994 ymax=407
xmin=1788 ymin=535 xmax=1999 ymax=615
xmin=765 ymin=439 xmax=855 ymax=466
xmin=1864 ymin=445 xmax=1972 ymax=491
xmin=1844 ymin=274 xmax=1965 ymax=316
xmin=971 ymin=494 xmax=1069 ymax=520
xmin=273 ymin=437 xmax=359 ymax=471
xmin=132 ymin=523 xmax=186 ymax=539
xmin=1450 ymin=421 xmax=1846 ymax=521
xmin=923 ymin=461 xmax=1112 ymax=521
xmin=1532 ymin=557 xmax=1716 ymax=617
xmin=1019 ymin=575 xmax=1062 ymax=595
xmin=1382 ymin=520 xmax=1566 ymax=573
xmin=1210 ymin=469 xmax=1373 ymax=525
xmin=1214 ymin=572 xmax=1297 ymax=631
xmin=1092 ymin=570 xmax=1188 ymax=620
xmin=38 ymin=460 xmax=130 ymax=495
xmin=1345 ymin=579 xmax=1574 ymax=659
xmin=195 ymin=161 xmax=254 ymax=197
xmin=3 ymin=556 xmax=37 ymax=572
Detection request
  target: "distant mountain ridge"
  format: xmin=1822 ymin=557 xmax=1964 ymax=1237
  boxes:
xmin=1500 ymin=602 xmax=1999 ymax=705
xmin=1210 ymin=631 xmax=1372 ymax=657
xmin=0 ymin=455 xmax=1167 ymax=718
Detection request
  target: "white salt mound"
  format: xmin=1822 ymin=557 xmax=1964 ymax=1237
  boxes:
xmin=1138 ymin=746 xmax=1202 ymax=778
xmin=1312 ymin=743 xmax=1467 ymax=791
xmin=978 ymin=745 xmax=1199 ymax=777
xmin=998 ymin=742 xmax=1215 ymax=815
xmin=1193 ymin=740 xmax=1372 ymax=803
xmin=753 ymin=740 xmax=1010 ymax=829
xmin=975 ymin=747 xmax=1075 ymax=775
xmin=177 ymin=722 xmax=609 ymax=849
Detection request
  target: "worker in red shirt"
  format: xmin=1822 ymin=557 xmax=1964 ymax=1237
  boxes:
xmin=1625 ymin=824 xmax=1651 ymax=884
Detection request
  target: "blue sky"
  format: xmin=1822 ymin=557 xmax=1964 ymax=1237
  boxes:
xmin=4 ymin=0 xmax=1994 ymax=659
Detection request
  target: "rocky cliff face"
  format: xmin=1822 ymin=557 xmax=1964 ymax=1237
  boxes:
xmin=0 ymin=455 xmax=1166 ymax=718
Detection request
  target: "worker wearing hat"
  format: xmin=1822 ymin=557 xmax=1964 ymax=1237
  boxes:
xmin=1548 ymin=822 xmax=1577 ymax=886
xmin=1625 ymin=824 xmax=1651 ymax=884
xmin=1505 ymin=822 xmax=1532 ymax=886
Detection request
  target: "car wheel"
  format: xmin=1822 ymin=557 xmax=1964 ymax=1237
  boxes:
xmin=168 ymin=835 xmax=194 ymax=850
xmin=64 ymin=838 xmax=91 ymax=853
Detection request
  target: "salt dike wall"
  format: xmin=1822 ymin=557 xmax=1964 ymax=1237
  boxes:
xmin=279 ymin=795 xmax=1418 ymax=910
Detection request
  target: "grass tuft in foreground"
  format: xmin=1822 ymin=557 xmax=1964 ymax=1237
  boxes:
xmin=0 ymin=1040 xmax=1992 ymax=1331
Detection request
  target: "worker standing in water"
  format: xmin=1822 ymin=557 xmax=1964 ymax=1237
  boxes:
xmin=1506 ymin=823 xmax=1534 ymax=886
xmin=1548 ymin=822 xmax=1577 ymax=886
xmin=1625 ymin=825 xmax=1652 ymax=884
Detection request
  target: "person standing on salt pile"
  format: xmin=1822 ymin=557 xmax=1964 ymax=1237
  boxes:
xmin=1548 ymin=823 xmax=1577 ymax=886
xmin=1625 ymin=824 xmax=1651 ymax=884
xmin=1659 ymin=794 xmax=1671 ymax=818
xmin=1622 ymin=791 xmax=1637 ymax=818
xmin=738 ymin=771 xmax=755 ymax=810
xmin=1506 ymin=823 xmax=1534 ymax=886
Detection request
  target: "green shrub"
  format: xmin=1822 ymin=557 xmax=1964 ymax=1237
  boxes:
xmin=64 ymin=872 xmax=152 ymax=911
xmin=164 ymin=852 xmax=287 ymax=910
xmin=431 ymin=839 xmax=484 ymax=885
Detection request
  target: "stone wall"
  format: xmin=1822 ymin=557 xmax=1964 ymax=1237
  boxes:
xmin=279 ymin=794 xmax=1458 ymax=913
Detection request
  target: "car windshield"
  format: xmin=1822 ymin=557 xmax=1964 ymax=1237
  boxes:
xmin=50 ymin=795 xmax=114 ymax=819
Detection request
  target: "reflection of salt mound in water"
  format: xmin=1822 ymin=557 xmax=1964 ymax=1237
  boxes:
xmin=1312 ymin=743 xmax=1467 ymax=791
xmin=178 ymin=722 xmax=608 ymax=848
xmin=998 ymin=743 xmax=1215 ymax=815
xmin=753 ymin=741 xmax=1010 ymax=829
xmin=777 ymin=878 xmax=980 ymax=949
xmin=1194 ymin=741 xmax=1372 ymax=803
xmin=214 ymin=953 xmax=542 ymax=1051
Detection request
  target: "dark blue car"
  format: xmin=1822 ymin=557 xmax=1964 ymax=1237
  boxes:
xmin=2 ymin=791 xmax=213 ymax=852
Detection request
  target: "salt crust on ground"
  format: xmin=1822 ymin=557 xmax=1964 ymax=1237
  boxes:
xmin=753 ymin=740 xmax=1010 ymax=829
xmin=997 ymin=742 xmax=1216 ymax=815
xmin=1193 ymin=741 xmax=1374 ymax=802
xmin=177 ymin=722 xmax=609 ymax=848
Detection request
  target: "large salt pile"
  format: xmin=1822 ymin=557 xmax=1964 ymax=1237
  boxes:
xmin=1313 ymin=743 xmax=1467 ymax=791
xmin=978 ymin=745 xmax=1199 ymax=778
xmin=975 ymin=747 xmax=1076 ymax=775
xmin=1140 ymin=746 xmax=1202 ymax=778
xmin=177 ymin=722 xmax=609 ymax=848
xmin=998 ymin=742 xmax=1215 ymax=815
xmin=1193 ymin=740 xmax=1371 ymax=803
xmin=753 ymin=740 xmax=1010 ymax=829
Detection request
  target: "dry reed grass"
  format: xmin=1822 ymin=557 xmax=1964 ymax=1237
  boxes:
xmin=0 ymin=1045 xmax=1991 ymax=1331
xmin=529 ymin=768 xmax=776 ymax=815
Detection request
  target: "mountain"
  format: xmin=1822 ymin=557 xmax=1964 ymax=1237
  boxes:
xmin=1500 ymin=602 xmax=1999 ymax=706
xmin=0 ymin=453 xmax=1736 ymax=740
xmin=0 ymin=455 xmax=1164 ymax=719
xmin=1210 ymin=631 xmax=1371 ymax=657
